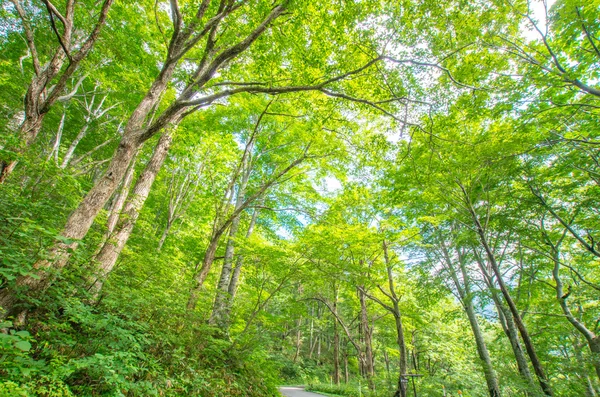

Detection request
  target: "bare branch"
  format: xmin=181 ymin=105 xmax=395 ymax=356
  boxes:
xmin=57 ymin=75 xmax=86 ymax=102
xmin=41 ymin=0 xmax=72 ymax=59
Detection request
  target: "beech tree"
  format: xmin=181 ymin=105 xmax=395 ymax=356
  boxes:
xmin=1 ymin=1 xmax=599 ymax=396
xmin=0 ymin=0 xmax=114 ymax=182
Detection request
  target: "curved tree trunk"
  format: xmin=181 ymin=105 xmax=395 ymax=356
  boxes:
xmin=546 ymin=235 xmax=600 ymax=382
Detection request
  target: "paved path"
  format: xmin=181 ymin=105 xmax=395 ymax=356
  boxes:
xmin=279 ymin=386 xmax=325 ymax=397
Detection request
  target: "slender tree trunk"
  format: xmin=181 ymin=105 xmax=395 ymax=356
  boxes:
xmin=309 ymin=312 xmax=315 ymax=360
xmin=187 ymin=229 xmax=224 ymax=311
xmin=157 ymin=219 xmax=173 ymax=250
xmin=344 ymin=346 xmax=349 ymax=383
xmin=495 ymin=294 xmax=535 ymax=386
xmin=106 ymin=150 xmax=138 ymax=234
xmin=227 ymin=207 xmax=258 ymax=299
xmin=209 ymin=210 xmax=244 ymax=328
xmin=333 ymin=283 xmax=341 ymax=385
xmin=46 ymin=112 xmax=66 ymax=164
xmin=474 ymin=251 xmax=536 ymax=389
xmin=547 ymin=240 xmax=600 ymax=382
xmin=209 ymin=155 xmax=252 ymax=329
xmin=358 ymin=286 xmax=375 ymax=391
xmin=293 ymin=317 xmax=303 ymax=363
xmin=438 ymin=242 xmax=501 ymax=397
xmin=317 ymin=334 xmax=322 ymax=362
xmin=61 ymin=124 xmax=90 ymax=169
xmin=459 ymin=183 xmax=553 ymax=396
xmin=89 ymin=131 xmax=173 ymax=295
xmin=380 ymin=241 xmax=410 ymax=397
xmin=383 ymin=349 xmax=391 ymax=390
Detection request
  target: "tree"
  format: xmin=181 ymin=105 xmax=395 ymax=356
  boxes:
xmin=0 ymin=0 xmax=114 ymax=181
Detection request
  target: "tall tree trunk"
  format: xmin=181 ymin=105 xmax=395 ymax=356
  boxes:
xmin=89 ymin=131 xmax=173 ymax=295
xmin=358 ymin=285 xmax=375 ymax=391
xmin=459 ymin=183 xmax=554 ymax=396
xmin=545 ymin=233 xmax=600 ymax=382
xmin=333 ymin=283 xmax=341 ymax=385
xmin=209 ymin=154 xmax=252 ymax=329
xmin=475 ymin=252 xmax=536 ymax=390
xmin=0 ymin=60 xmax=179 ymax=318
xmin=227 ymin=208 xmax=258 ymax=299
xmin=344 ymin=345 xmax=349 ymax=384
xmin=209 ymin=211 xmax=243 ymax=328
xmin=293 ymin=316 xmax=303 ymax=363
xmin=380 ymin=241 xmax=410 ymax=397
xmin=438 ymin=241 xmax=501 ymax=397
xmin=106 ymin=152 xmax=138 ymax=234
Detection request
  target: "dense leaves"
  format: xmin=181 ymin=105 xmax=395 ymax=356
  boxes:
xmin=0 ymin=0 xmax=599 ymax=396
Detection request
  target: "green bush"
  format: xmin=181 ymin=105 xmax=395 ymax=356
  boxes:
xmin=306 ymin=383 xmax=364 ymax=397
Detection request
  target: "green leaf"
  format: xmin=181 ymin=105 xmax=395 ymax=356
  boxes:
xmin=14 ymin=340 xmax=31 ymax=351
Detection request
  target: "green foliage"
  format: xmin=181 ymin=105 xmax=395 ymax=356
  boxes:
xmin=307 ymin=383 xmax=365 ymax=397
xmin=1 ymin=0 xmax=599 ymax=396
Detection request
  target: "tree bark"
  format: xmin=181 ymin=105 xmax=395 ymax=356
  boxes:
xmin=106 ymin=152 xmax=138 ymax=234
xmin=438 ymin=241 xmax=501 ymax=397
xmin=89 ymin=131 xmax=173 ymax=295
xmin=544 ymin=230 xmax=600 ymax=382
xmin=357 ymin=285 xmax=375 ymax=391
xmin=458 ymin=183 xmax=553 ymax=396
xmin=475 ymin=251 xmax=536 ymax=390
xmin=333 ymin=283 xmax=341 ymax=385
xmin=209 ymin=149 xmax=252 ymax=329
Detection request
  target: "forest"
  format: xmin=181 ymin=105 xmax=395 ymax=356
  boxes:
xmin=0 ymin=0 xmax=598 ymax=396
